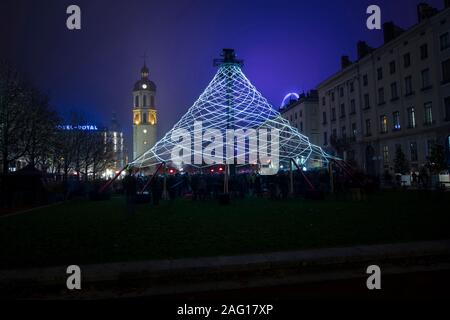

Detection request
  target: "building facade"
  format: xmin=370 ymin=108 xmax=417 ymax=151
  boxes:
xmin=132 ymin=63 xmax=158 ymax=161
xmin=317 ymin=2 xmax=450 ymax=176
xmin=108 ymin=113 xmax=127 ymax=171
xmin=279 ymin=90 xmax=320 ymax=146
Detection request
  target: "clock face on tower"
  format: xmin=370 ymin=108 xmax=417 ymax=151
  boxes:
xmin=142 ymin=84 xmax=147 ymax=89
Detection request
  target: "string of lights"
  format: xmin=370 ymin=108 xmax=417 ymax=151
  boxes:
xmin=130 ymin=63 xmax=336 ymax=170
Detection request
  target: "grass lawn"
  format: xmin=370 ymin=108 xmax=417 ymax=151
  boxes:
xmin=1 ymin=191 xmax=449 ymax=270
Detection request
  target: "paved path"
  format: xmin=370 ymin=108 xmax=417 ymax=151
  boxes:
xmin=1 ymin=239 xmax=450 ymax=299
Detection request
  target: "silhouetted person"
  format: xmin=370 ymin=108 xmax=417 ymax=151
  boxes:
xmin=152 ymin=176 xmax=163 ymax=205
xmin=123 ymin=169 xmax=137 ymax=216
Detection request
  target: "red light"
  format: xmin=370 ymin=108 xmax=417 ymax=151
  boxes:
xmin=210 ymin=169 xmax=214 ymax=173
xmin=169 ymin=169 xmax=175 ymax=174
xmin=218 ymin=167 xmax=223 ymax=171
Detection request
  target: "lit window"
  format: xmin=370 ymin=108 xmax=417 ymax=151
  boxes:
xmin=393 ymin=111 xmax=401 ymax=130
xmin=380 ymin=115 xmax=388 ymax=133
xmin=407 ymin=107 xmax=416 ymax=128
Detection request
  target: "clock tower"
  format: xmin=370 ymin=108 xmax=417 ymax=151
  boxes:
xmin=132 ymin=63 xmax=157 ymax=160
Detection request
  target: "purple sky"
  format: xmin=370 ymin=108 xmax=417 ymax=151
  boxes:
xmin=0 ymin=0 xmax=444 ymax=154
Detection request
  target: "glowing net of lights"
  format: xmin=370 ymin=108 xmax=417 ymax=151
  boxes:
xmin=130 ymin=63 xmax=335 ymax=170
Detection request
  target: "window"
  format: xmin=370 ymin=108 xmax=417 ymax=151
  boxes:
xmin=407 ymin=107 xmax=416 ymax=128
xmin=364 ymin=94 xmax=370 ymax=109
xmin=421 ymin=69 xmax=430 ymax=88
xmin=323 ymin=132 xmax=328 ymax=145
xmin=331 ymin=92 xmax=335 ymax=101
xmin=299 ymin=110 xmax=303 ymax=117
xmin=377 ymin=67 xmax=383 ymax=80
xmin=299 ymin=122 xmax=303 ymax=132
xmin=389 ymin=61 xmax=396 ymax=74
xmin=350 ymin=99 xmax=356 ymax=114
xmin=349 ymin=81 xmax=354 ymax=92
xmin=442 ymin=58 xmax=450 ymax=84
xmin=295 ymin=112 xmax=298 ymax=119
xmin=410 ymin=142 xmax=418 ymax=162
xmin=151 ymin=95 xmax=155 ymax=107
xmin=420 ymin=44 xmax=428 ymax=60
xmin=331 ymin=108 xmax=336 ymax=121
xmin=427 ymin=139 xmax=436 ymax=157
xmin=133 ymin=113 xmax=140 ymax=124
xmin=135 ymin=96 xmax=139 ymax=107
xmin=391 ymin=82 xmax=398 ymax=99
xmin=380 ymin=115 xmax=388 ymax=133
xmin=393 ymin=111 xmax=401 ymax=130
xmin=363 ymin=74 xmax=368 ymax=86
xmin=403 ymin=53 xmax=411 ymax=68
xmin=340 ymin=87 xmax=344 ymax=97
xmin=143 ymin=95 xmax=147 ymax=107
xmin=424 ymin=102 xmax=433 ymax=125
xmin=322 ymin=111 xmax=327 ymax=124
xmin=440 ymin=32 xmax=449 ymax=51
xmin=405 ymin=76 xmax=413 ymax=95
xmin=322 ymin=97 xmax=325 ymax=106
xmin=142 ymin=112 xmax=147 ymax=124
xmin=365 ymin=119 xmax=372 ymax=136
xmin=341 ymin=126 xmax=347 ymax=139
xmin=351 ymin=123 xmax=357 ymax=139
xmin=340 ymin=104 xmax=345 ymax=117
xmin=378 ymin=87 xmax=385 ymax=104
xmin=383 ymin=145 xmax=389 ymax=164
xmin=332 ymin=128 xmax=337 ymax=138
xmin=445 ymin=96 xmax=450 ymax=121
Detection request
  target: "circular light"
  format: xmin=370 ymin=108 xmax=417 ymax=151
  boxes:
xmin=143 ymin=129 xmax=147 ymax=134
xmin=142 ymin=84 xmax=147 ymax=89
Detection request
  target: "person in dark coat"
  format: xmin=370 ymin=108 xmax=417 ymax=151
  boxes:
xmin=123 ymin=169 xmax=137 ymax=216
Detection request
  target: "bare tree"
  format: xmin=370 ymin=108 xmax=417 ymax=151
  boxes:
xmin=24 ymin=89 xmax=60 ymax=169
xmin=0 ymin=61 xmax=33 ymax=174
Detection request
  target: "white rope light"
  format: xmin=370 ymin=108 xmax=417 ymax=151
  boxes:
xmin=130 ymin=63 xmax=336 ymax=170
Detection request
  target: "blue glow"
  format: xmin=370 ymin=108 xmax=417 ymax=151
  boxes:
xmin=281 ymin=92 xmax=299 ymax=107
xmin=57 ymin=124 xmax=99 ymax=131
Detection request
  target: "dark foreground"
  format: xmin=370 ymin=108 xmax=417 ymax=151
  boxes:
xmin=1 ymin=190 xmax=450 ymax=270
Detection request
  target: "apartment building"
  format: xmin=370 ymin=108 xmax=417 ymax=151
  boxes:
xmin=279 ymin=90 xmax=320 ymax=146
xmin=317 ymin=2 xmax=450 ymax=176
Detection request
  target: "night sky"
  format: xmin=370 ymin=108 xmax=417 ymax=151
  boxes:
xmin=0 ymin=0 xmax=444 ymax=155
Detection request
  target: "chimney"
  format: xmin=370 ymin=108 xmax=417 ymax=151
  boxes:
xmin=417 ymin=3 xmax=438 ymax=22
xmin=341 ymin=55 xmax=351 ymax=69
xmin=357 ymin=41 xmax=373 ymax=60
xmin=383 ymin=22 xmax=404 ymax=44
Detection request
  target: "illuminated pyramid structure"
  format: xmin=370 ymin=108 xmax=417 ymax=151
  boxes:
xmin=129 ymin=49 xmax=336 ymax=171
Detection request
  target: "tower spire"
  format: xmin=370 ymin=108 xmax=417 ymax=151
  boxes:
xmin=140 ymin=52 xmax=149 ymax=79
xmin=142 ymin=52 xmax=148 ymax=67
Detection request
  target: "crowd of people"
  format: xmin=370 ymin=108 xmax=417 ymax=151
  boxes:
xmin=120 ymin=165 xmax=372 ymax=210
